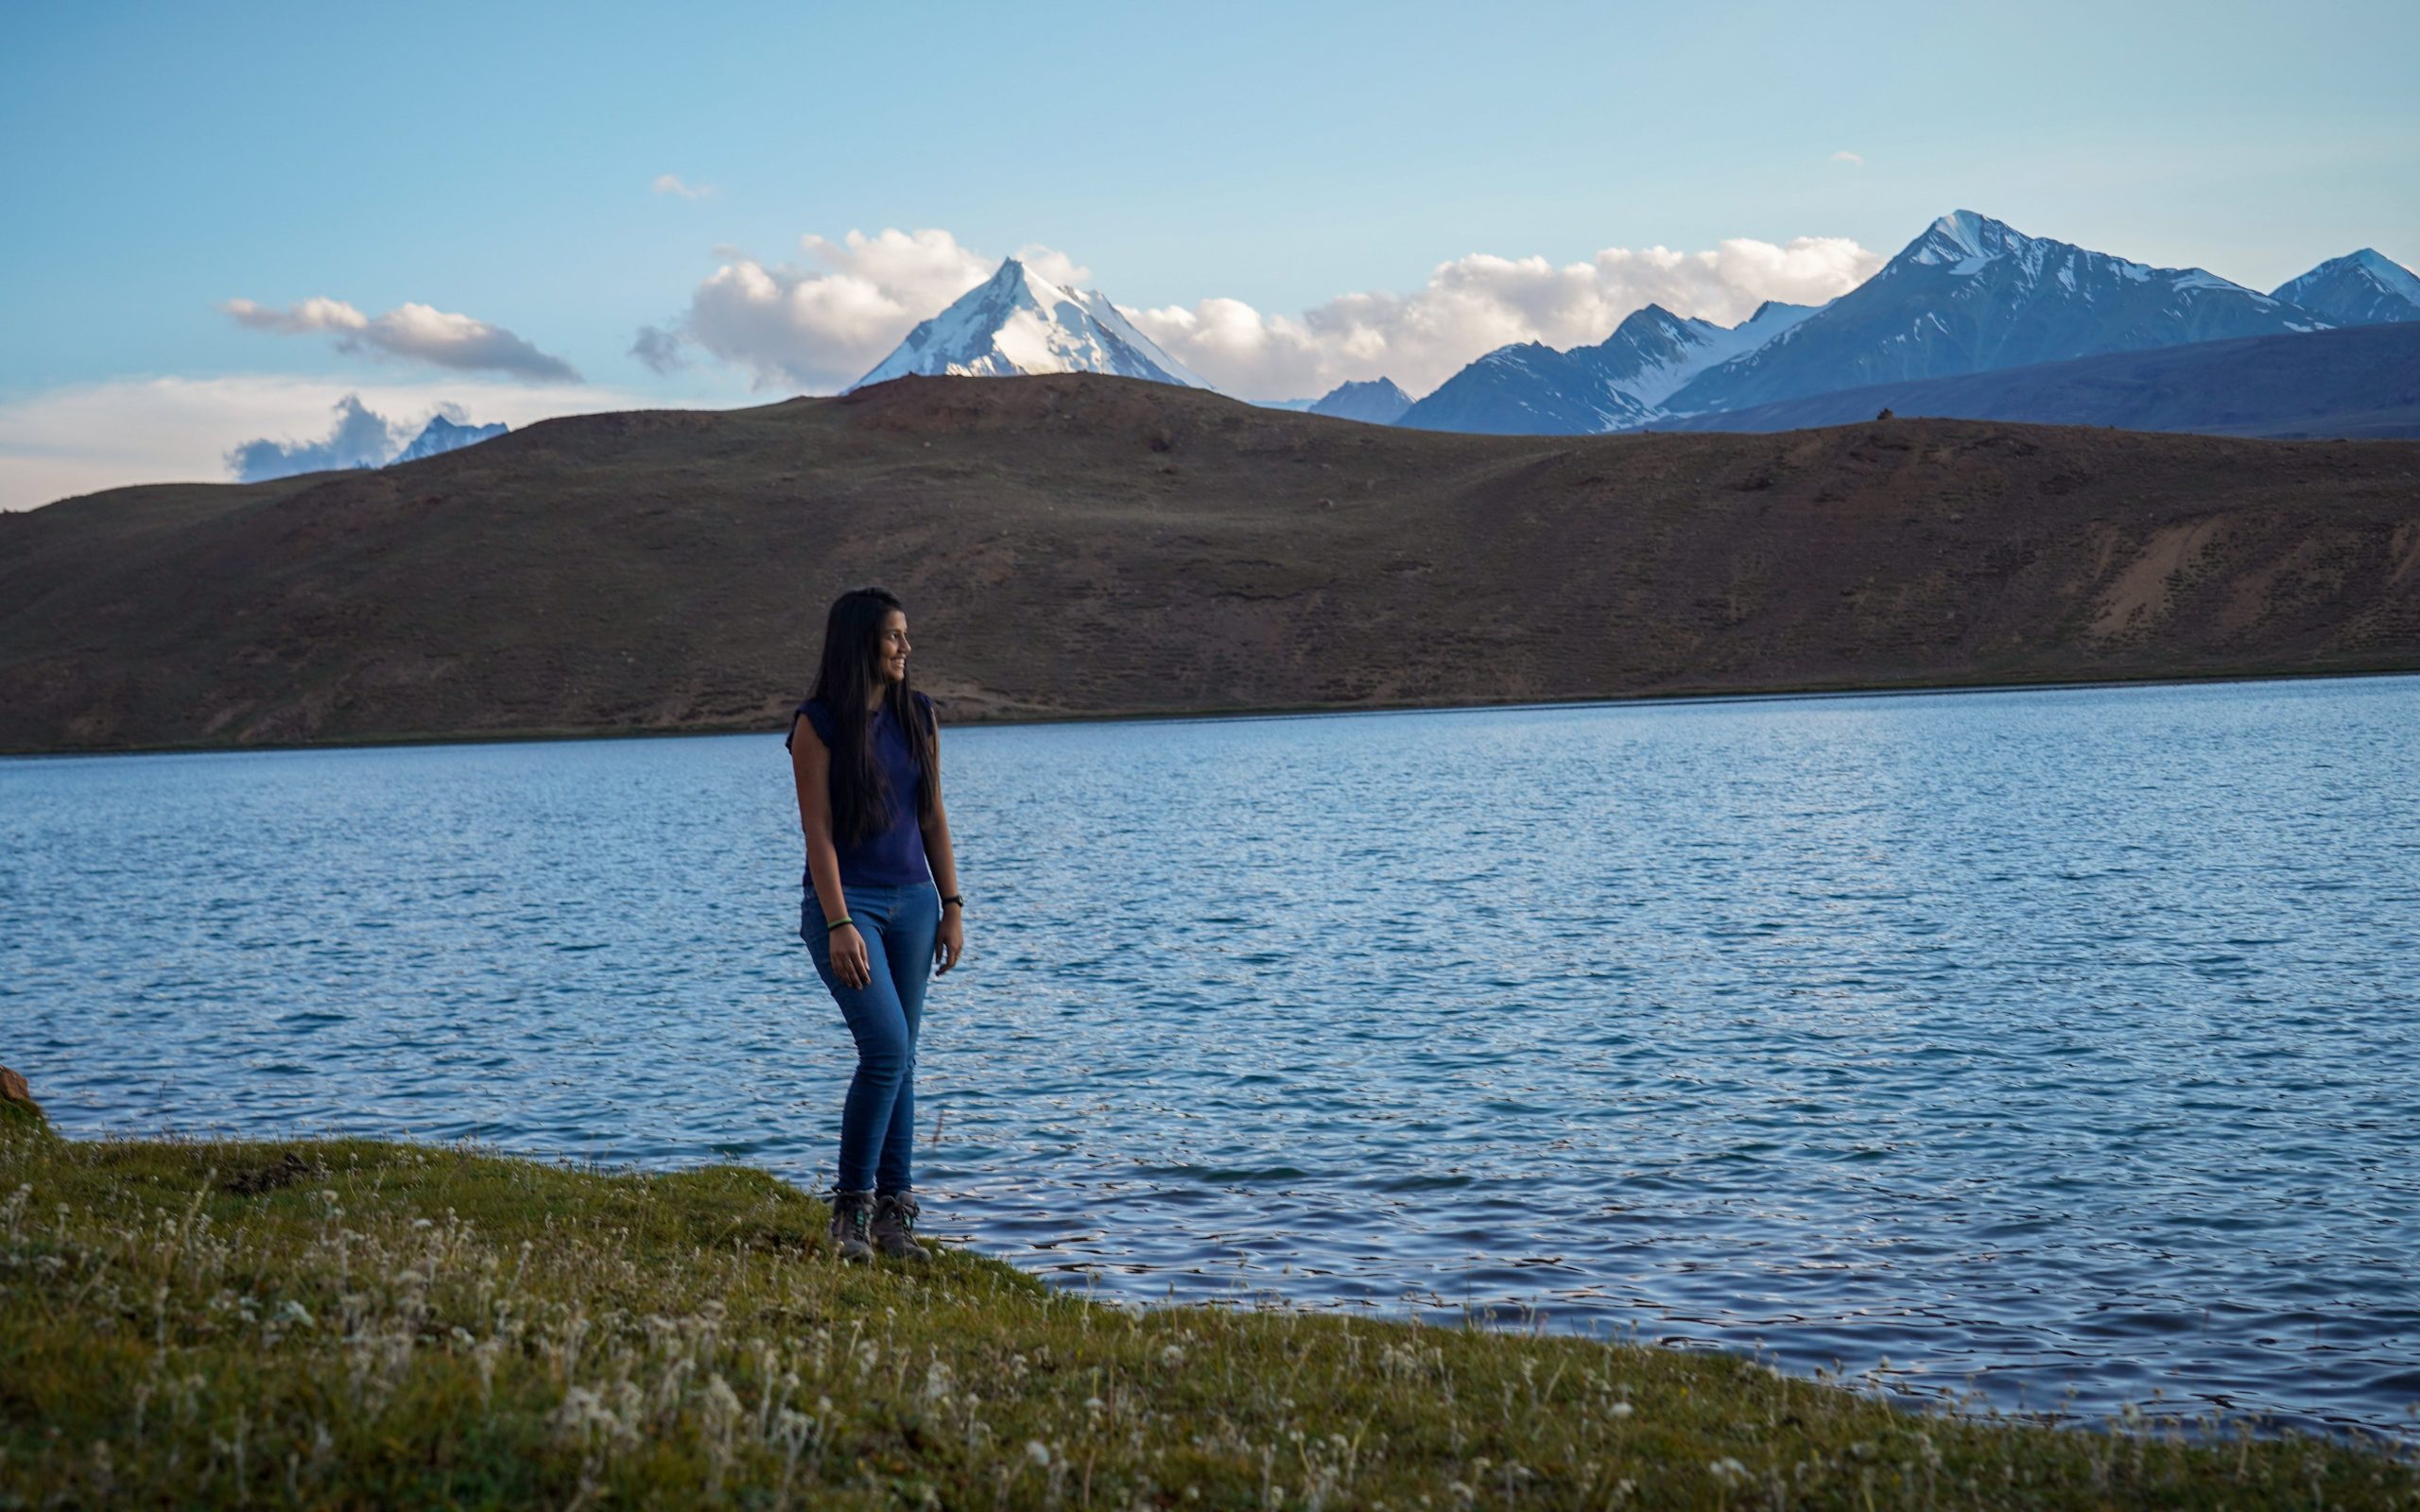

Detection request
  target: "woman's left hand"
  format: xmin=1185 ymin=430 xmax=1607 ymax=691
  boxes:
xmin=936 ymin=907 xmax=965 ymax=974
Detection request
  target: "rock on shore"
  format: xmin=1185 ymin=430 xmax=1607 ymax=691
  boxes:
xmin=0 ymin=1065 xmax=46 ymax=1129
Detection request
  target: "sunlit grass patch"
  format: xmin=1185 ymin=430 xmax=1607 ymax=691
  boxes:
xmin=2 ymin=1126 xmax=2411 ymax=1508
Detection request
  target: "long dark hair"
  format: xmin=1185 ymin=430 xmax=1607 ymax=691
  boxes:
xmin=810 ymin=586 xmax=939 ymax=846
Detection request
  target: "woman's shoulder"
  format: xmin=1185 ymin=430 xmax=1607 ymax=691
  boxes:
xmin=911 ymin=690 xmax=936 ymax=727
xmin=786 ymin=695 xmax=838 ymax=750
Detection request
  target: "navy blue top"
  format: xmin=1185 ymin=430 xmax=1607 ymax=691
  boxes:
xmin=787 ymin=691 xmax=934 ymax=898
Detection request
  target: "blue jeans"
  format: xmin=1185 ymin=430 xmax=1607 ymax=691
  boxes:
xmin=801 ymin=883 xmax=940 ymax=1194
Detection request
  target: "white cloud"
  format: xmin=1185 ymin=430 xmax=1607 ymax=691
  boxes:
xmin=0 ymin=374 xmax=666 ymax=510
xmin=678 ymin=228 xmax=998 ymax=389
xmin=1012 ymin=246 xmax=1093 ymax=287
xmin=226 ymin=393 xmax=404 ymax=480
xmin=1127 ymin=236 xmax=1886 ymax=399
xmin=652 ymin=173 xmax=715 ymax=198
xmin=630 ymin=323 xmax=688 ymax=374
xmin=223 ymin=296 xmax=581 ymax=383
xmin=667 ymin=225 xmax=1883 ymax=400
xmin=1830 ymin=150 xmax=1866 ymax=166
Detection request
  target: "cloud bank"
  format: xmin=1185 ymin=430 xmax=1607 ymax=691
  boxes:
xmin=224 ymin=296 xmax=581 ymax=383
xmin=657 ymin=226 xmax=1882 ymax=399
xmin=1128 ymin=237 xmax=1885 ymax=399
xmin=652 ymin=173 xmax=714 ymax=198
xmin=225 ymin=393 xmax=405 ymax=480
xmin=0 ymin=375 xmax=652 ymax=510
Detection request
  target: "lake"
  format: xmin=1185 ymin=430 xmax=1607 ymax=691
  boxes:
xmin=5 ymin=676 xmax=2416 ymax=1435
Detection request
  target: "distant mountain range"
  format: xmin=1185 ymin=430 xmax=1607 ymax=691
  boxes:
xmin=1658 ymin=323 xmax=2420 ymax=440
xmin=1397 ymin=301 xmax=1815 ymax=433
xmin=1403 ymin=211 xmax=2392 ymax=436
xmin=850 ymin=213 xmax=2419 ymax=441
xmin=1663 ymin=211 xmax=2324 ymax=416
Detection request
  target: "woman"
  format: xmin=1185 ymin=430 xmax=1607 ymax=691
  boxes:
xmin=786 ymin=586 xmax=965 ymax=1261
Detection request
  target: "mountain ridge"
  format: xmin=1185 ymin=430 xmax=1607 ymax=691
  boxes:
xmin=1661 ymin=210 xmax=2325 ymax=417
xmin=1398 ymin=300 xmax=1817 ymax=434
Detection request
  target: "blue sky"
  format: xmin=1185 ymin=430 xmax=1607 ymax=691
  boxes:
xmin=3 ymin=0 xmax=2414 ymax=506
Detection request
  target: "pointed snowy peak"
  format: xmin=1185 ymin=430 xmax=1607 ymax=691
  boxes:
xmin=1612 ymin=302 xmax=1700 ymax=335
xmin=1582 ymin=299 xmax=1822 ymax=409
xmin=1904 ymin=209 xmax=2011 ymax=269
xmin=2349 ymin=248 xmax=2420 ymax=290
xmin=1306 ymin=377 xmax=1411 ymax=424
xmin=1897 ymin=209 xmax=2097 ymax=280
xmin=390 ymin=414 xmax=506 ymax=464
xmin=1743 ymin=300 xmax=1816 ymax=328
xmin=2271 ymin=249 xmax=2420 ymax=326
xmin=1889 ymin=209 xmax=2270 ymax=299
xmin=851 ymin=258 xmax=1215 ymax=392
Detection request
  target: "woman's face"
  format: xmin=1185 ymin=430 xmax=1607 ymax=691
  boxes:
xmin=873 ymin=610 xmax=910 ymax=685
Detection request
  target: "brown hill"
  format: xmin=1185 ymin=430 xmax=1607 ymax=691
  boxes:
xmin=3 ymin=374 xmax=2418 ymax=753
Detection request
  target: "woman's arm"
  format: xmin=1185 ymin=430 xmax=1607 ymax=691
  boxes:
xmin=921 ymin=721 xmax=965 ymax=974
xmin=790 ymin=713 xmax=872 ymax=988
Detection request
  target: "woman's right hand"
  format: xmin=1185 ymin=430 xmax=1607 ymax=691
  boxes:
xmin=828 ymin=923 xmax=873 ymax=989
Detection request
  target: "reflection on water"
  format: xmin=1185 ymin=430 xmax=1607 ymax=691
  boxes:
xmin=5 ymin=677 xmax=2418 ymax=1434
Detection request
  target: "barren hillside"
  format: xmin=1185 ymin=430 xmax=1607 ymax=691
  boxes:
xmin=3 ymin=375 xmax=2416 ymax=752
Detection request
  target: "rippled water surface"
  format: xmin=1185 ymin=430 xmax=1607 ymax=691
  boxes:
xmin=7 ymin=678 xmax=2419 ymax=1433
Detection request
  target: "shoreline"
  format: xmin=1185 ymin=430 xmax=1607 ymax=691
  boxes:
xmin=5 ymin=660 xmax=2415 ymax=762
xmin=5 ymin=1126 xmax=2411 ymax=1508
xmin=14 ymin=1110 xmax=2414 ymax=1447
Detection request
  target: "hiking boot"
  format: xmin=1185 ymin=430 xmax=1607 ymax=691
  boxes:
xmin=827 ymin=1190 xmax=873 ymax=1262
xmin=871 ymin=1192 xmax=931 ymax=1261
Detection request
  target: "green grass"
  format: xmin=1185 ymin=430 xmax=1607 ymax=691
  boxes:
xmin=2 ymin=1126 xmax=2411 ymax=1509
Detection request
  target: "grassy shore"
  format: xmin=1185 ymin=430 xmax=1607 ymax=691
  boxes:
xmin=2 ymin=1125 xmax=2411 ymax=1509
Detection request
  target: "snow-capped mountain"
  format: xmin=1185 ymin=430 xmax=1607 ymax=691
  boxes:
xmin=1396 ymin=300 xmax=1816 ymax=435
xmin=853 ymin=259 xmax=1212 ymax=391
xmin=390 ymin=415 xmax=506 ymax=464
xmin=1306 ymin=377 xmax=1412 ymax=424
xmin=1665 ymin=210 xmax=2325 ymax=416
xmin=1593 ymin=301 xmax=1821 ymax=408
xmin=1395 ymin=341 xmax=1655 ymax=435
xmin=2271 ymin=249 xmax=2420 ymax=327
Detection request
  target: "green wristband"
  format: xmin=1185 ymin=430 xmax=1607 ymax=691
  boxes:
xmin=826 ymin=917 xmax=853 ymax=932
